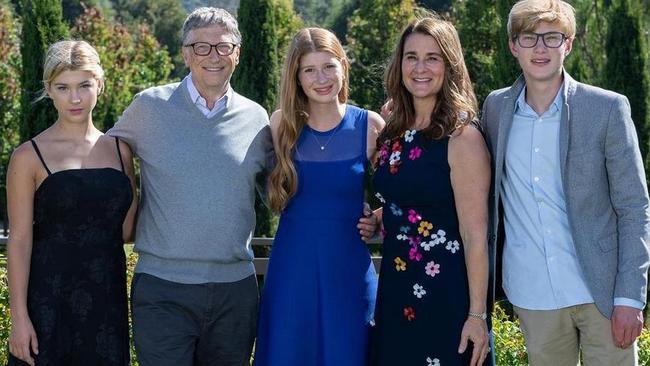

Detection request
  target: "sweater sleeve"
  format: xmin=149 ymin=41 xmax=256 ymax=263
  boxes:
xmin=107 ymin=93 xmax=144 ymax=154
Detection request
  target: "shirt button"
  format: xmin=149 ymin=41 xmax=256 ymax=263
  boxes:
xmin=534 ymin=177 xmax=540 ymax=182
xmin=534 ymin=147 xmax=540 ymax=153
xmin=537 ymin=118 xmax=543 ymax=123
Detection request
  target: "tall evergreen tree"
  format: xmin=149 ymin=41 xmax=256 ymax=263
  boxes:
xmin=604 ymin=0 xmax=650 ymax=165
xmin=20 ymin=0 xmax=69 ymax=140
xmin=234 ymin=0 xmax=279 ymax=113
xmin=494 ymin=0 xmax=519 ymax=88
xmin=233 ymin=0 xmax=281 ymax=237
xmin=346 ymin=0 xmax=415 ymax=110
xmin=454 ymin=0 xmax=500 ymax=106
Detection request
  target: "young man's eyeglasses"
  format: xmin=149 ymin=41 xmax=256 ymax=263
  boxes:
xmin=515 ymin=32 xmax=567 ymax=48
xmin=184 ymin=42 xmax=238 ymax=56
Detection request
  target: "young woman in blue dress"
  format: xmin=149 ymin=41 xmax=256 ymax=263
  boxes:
xmin=254 ymin=27 xmax=384 ymax=366
xmin=7 ymin=40 xmax=137 ymax=366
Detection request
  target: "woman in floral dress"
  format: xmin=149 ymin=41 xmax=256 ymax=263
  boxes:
xmin=370 ymin=15 xmax=492 ymax=366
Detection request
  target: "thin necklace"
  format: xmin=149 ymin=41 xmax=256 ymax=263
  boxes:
xmin=309 ymin=121 xmax=343 ymax=150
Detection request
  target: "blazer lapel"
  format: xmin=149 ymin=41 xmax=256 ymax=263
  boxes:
xmin=495 ymin=76 xmax=526 ymax=191
xmin=560 ymin=72 xmax=577 ymax=182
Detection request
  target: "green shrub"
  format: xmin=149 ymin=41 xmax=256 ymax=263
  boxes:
xmin=492 ymin=302 xmax=528 ymax=365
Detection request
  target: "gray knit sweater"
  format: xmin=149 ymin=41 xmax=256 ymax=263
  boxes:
xmin=108 ymin=78 xmax=272 ymax=284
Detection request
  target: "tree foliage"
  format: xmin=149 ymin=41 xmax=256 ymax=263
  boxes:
xmin=0 ymin=1 xmax=21 ymax=228
xmin=111 ymin=0 xmax=187 ymax=79
xmin=346 ymin=0 xmax=416 ymax=110
xmin=493 ymin=0 xmax=519 ymax=89
xmin=72 ymin=6 xmax=173 ymax=131
xmin=273 ymin=0 xmax=304 ymax=56
xmin=604 ymin=0 xmax=650 ymax=162
xmin=454 ymin=0 xmax=499 ymax=106
xmin=19 ymin=0 xmax=69 ymax=140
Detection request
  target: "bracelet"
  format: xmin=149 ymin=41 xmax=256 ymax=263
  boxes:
xmin=468 ymin=311 xmax=487 ymax=320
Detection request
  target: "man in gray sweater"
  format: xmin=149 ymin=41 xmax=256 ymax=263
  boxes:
xmin=109 ymin=8 xmax=270 ymax=366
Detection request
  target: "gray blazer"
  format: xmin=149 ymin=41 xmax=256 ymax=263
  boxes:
xmin=482 ymin=72 xmax=650 ymax=318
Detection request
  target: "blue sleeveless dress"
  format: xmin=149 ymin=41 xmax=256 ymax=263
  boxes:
xmin=254 ymin=105 xmax=377 ymax=366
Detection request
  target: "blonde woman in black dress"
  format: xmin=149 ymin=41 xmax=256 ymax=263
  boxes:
xmin=7 ymin=40 xmax=137 ymax=366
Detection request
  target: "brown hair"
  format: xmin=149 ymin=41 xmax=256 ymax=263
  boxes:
xmin=268 ymin=27 xmax=349 ymax=213
xmin=379 ymin=14 xmax=477 ymax=143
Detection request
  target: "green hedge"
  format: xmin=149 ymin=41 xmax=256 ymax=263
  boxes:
xmin=1 ymin=252 xmax=649 ymax=365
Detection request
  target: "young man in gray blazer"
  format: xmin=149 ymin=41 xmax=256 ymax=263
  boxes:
xmin=482 ymin=0 xmax=650 ymax=364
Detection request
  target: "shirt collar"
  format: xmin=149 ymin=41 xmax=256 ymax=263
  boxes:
xmin=185 ymin=73 xmax=232 ymax=110
xmin=515 ymin=78 xmax=565 ymax=117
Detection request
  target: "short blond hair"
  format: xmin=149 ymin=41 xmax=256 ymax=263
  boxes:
xmin=507 ymin=0 xmax=576 ymax=39
xmin=38 ymin=40 xmax=104 ymax=101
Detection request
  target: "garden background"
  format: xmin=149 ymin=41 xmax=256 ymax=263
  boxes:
xmin=1 ymin=0 xmax=650 ymax=364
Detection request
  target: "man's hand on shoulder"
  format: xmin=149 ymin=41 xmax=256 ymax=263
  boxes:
xmin=611 ymin=305 xmax=644 ymax=349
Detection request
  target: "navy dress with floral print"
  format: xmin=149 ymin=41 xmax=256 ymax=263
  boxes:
xmin=9 ymin=138 xmax=132 ymax=366
xmin=370 ymin=130 xmax=489 ymax=366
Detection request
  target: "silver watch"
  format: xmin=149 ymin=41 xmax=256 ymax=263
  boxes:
xmin=468 ymin=311 xmax=487 ymax=320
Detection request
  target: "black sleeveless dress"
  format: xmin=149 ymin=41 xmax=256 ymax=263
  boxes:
xmin=8 ymin=137 xmax=132 ymax=366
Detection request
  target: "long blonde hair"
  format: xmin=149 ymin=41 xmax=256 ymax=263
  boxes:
xmin=268 ymin=27 xmax=349 ymax=213
xmin=380 ymin=14 xmax=477 ymax=142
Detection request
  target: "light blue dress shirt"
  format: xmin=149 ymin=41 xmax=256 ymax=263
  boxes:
xmin=501 ymin=82 xmax=643 ymax=311
xmin=185 ymin=73 xmax=231 ymax=118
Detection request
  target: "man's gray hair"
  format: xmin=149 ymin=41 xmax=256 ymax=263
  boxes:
xmin=181 ymin=7 xmax=242 ymax=45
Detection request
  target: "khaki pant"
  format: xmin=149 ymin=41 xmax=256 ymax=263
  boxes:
xmin=513 ymin=303 xmax=637 ymax=366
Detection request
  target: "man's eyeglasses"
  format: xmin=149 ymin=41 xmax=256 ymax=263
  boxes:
xmin=515 ymin=32 xmax=567 ymax=48
xmin=184 ymin=42 xmax=238 ymax=56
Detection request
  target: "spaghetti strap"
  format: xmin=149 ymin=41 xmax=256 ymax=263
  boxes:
xmin=30 ymin=139 xmax=52 ymax=175
xmin=114 ymin=137 xmax=125 ymax=173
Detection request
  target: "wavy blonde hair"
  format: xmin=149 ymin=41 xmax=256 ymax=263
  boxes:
xmin=268 ymin=27 xmax=349 ymax=213
xmin=380 ymin=14 xmax=477 ymax=142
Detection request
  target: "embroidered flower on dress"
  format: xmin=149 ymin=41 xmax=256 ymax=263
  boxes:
xmin=418 ymin=221 xmax=433 ymax=237
xmin=404 ymin=129 xmax=416 ymax=142
xmin=430 ymin=229 xmax=447 ymax=245
xmin=375 ymin=192 xmax=386 ymax=204
xmin=389 ymin=151 xmax=402 ymax=165
xmin=377 ymin=142 xmax=390 ymax=166
xmin=420 ymin=240 xmax=435 ymax=251
xmin=413 ymin=283 xmax=426 ymax=298
xmin=445 ymin=240 xmax=460 ymax=254
xmin=399 ymin=226 xmax=411 ymax=233
xmin=409 ymin=246 xmax=422 ymax=261
xmin=394 ymin=257 xmax=407 ymax=271
xmin=425 ymin=261 xmax=441 ymax=277
xmin=409 ymin=146 xmax=422 ymax=160
xmin=396 ymin=233 xmax=409 ymax=241
xmin=389 ymin=203 xmax=403 ymax=216
xmin=408 ymin=209 xmax=422 ymax=223
xmin=404 ymin=306 xmax=416 ymax=321
xmin=426 ymin=357 xmax=441 ymax=366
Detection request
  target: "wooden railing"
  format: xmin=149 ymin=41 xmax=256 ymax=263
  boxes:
xmin=0 ymin=236 xmax=383 ymax=274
